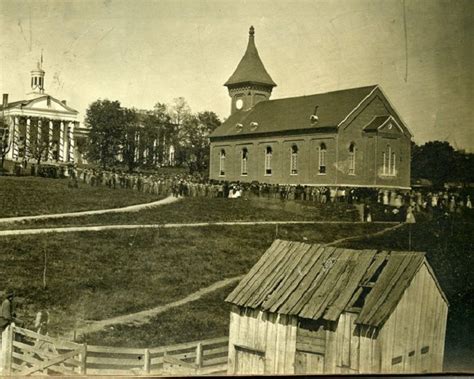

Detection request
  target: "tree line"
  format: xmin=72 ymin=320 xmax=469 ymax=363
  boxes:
xmin=411 ymin=141 xmax=474 ymax=187
xmin=84 ymin=97 xmax=221 ymax=173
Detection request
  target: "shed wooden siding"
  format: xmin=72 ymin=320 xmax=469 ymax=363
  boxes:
xmin=227 ymin=306 xmax=297 ymax=375
xmin=322 ymin=312 xmax=381 ymax=374
xmin=378 ymin=263 xmax=448 ymax=373
xmin=226 ymin=240 xmax=448 ymax=375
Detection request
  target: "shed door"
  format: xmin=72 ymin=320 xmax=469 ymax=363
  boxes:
xmin=234 ymin=345 xmax=265 ymax=375
xmin=295 ymin=350 xmax=325 ymax=374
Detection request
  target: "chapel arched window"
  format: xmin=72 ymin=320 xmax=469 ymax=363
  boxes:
xmin=241 ymin=148 xmax=248 ymax=176
xmin=219 ymin=149 xmax=226 ymax=176
xmin=319 ymin=143 xmax=327 ymax=174
xmin=291 ymin=145 xmax=298 ymax=175
xmin=265 ymin=146 xmax=272 ymax=175
xmin=349 ymin=143 xmax=356 ymax=175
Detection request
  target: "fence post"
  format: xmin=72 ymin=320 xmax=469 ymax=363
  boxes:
xmin=80 ymin=343 xmax=87 ymax=375
xmin=143 ymin=348 xmax=150 ymax=374
xmin=195 ymin=342 xmax=203 ymax=368
xmin=1 ymin=324 xmax=14 ymax=375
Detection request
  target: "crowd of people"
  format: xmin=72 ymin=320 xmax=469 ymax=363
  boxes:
xmin=72 ymin=168 xmax=473 ymax=215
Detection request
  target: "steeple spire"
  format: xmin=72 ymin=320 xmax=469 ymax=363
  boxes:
xmin=224 ymin=26 xmax=276 ymax=114
xmin=224 ymin=26 xmax=276 ymax=88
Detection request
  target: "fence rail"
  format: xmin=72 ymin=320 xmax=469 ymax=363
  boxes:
xmin=1 ymin=324 xmax=228 ymax=376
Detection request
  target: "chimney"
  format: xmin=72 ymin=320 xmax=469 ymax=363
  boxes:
xmin=61 ymin=100 xmax=67 ymax=106
xmin=2 ymin=94 xmax=8 ymax=108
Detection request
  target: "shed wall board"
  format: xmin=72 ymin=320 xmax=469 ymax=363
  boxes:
xmin=228 ymin=309 xmax=297 ymax=375
xmin=378 ymin=264 xmax=448 ymax=373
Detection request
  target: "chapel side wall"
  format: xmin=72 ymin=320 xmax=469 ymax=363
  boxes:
xmin=377 ymin=264 xmax=448 ymax=373
xmin=227 ymin=307 xmax=297 ymax=375
xmin=338 ymin=94 xmax=411 ymax=188
xmin=210 ymin=131 xmax=337 ymax=185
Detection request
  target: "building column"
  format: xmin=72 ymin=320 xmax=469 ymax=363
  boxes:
xmin=48 ymin=120 xmax=54 ymax=161
xmin=63 ymin=123 xmax=69 ymax=162
xmin=36 ymin=119 xmax=42 ymax=161
xmin=12 ymin=117 xmax=19 ymax=161
xmin=25 ymin=118 xmax=31 ymax=160
xmin=59 ymin=121 xmax=65 ymax=162
xmin=68 ymin=122 xmax=75 ymax=163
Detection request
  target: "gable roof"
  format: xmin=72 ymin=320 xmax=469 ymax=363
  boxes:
xmin=225 ymin=240 xmax=446 ymax=328
xmin=0 ymin=95 xmax=78 ymax=114
xmin=210 ymin=85 xmax=377 ymax=139
xmin=224 ymin=26 xmax=276 ymax=88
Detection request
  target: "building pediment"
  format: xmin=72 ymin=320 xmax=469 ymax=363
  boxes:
xmin=22 ymin=95 xmax=78 ymax=115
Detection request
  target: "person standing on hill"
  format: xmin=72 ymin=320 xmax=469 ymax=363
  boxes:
xmin=0 ymin=289 xmax=24 ymax=330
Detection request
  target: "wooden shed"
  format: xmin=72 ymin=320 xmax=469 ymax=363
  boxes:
xmin=225 ymin=240 xmax=448 ymax=375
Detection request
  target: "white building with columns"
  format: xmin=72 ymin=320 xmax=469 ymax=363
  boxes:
xmin=0 ymin=60 xmax=87 ymax=170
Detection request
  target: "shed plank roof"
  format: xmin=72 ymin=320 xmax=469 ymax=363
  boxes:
xmin=364 ymin=254 xmax=425 ymax=326
xmin=248 ymin=242 xmax=305 ymax=308
xmin=281 ymin=246 xmax=338 ymax=315
xmin=230 ymin=239 xmax=285 ymax=305
xmin=324 ymin=250 xmax=377 ymax=321
xmin=299 ymin=248 xmax=352 ymax=319
xmin=225 ymin=241 xmax=442 ymax=328
xmin=356 ymin=253 xmax=414 ymax=324
xmin=265 ymin=244 xmax=323 ymax=312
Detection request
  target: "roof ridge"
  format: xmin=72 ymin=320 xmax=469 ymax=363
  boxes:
xmin=259 ymin=85 xmax=379 ymax=105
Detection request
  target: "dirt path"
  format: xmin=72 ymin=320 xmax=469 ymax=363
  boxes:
xmin=324 ymin=222 xmax=405 ymax=246
xmin=64 ymin=221 xmax=402 ymax=338
xmin=0 ymin=220 xmax=398 ymax=237
xmin=69 ymin=275 xmax=244 ymax=339
xmin=0 ymin=196 xmax=179 ymax=224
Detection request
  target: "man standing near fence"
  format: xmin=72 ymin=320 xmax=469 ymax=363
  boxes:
xmin=0 ymin=289 xmax=24 ymax=330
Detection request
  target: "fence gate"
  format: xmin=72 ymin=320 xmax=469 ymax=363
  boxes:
xmin=1 ymin=324 xmax=86 ymax=376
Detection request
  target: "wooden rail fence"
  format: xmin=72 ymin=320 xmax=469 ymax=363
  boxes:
xmin=1 ymin=324 xmax=228 ymax=375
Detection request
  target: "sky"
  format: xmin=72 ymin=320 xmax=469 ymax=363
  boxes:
xmin=0 ymin=0 xmax=472 ymax=151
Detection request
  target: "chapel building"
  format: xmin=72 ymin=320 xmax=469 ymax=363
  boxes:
xmin=209 ymin=27 xmax=413 ymax=189
xmin=0 ymin=59 xmax=88 ymax=170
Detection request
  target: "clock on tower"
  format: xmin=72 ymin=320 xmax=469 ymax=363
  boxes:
xmin=224 ymin=26 xmax=276 ymax=115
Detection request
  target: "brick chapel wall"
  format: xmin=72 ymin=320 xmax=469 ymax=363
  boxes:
xmin=210 ymin=90 xmax=412 ymax=189
xmin=338 ymin=92 xmax=412 ymax=188
xmin=210 ymin=132 xmax=338 ymax=185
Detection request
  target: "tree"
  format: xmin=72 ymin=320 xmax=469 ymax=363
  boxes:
xmin=167 ymin=98 xmax=192 ymax=166
xmin=146 ymin=103 xmax=173 ymax=166
xmin=179 ymin=111 xmax=221 ymax=173
xmin=120 ymin=108 xmax=140 ymax=172
xmin=85 ymin=100 xmax=126 ymax=169
xmin=411 ymin=141 xmax=473 ymax=187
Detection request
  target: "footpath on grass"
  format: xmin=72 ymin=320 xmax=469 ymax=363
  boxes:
xmin=66 ymin=222 xmax=404 ymax=339
xmin=69 ymin=275 xmax=244 ymax=339
xmin=0 ymin=220 xmax=398 ymax=236
xmin=0 ymin=195 xmax=179 ymax=224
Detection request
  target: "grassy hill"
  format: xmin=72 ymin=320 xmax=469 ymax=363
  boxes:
xmin=0 ymin=222 xmax=386 ymax=336
xmin=80 ymin=211 xmax=474 ymax=372
xmin=0 ymin=176 xmax=162 ymax=218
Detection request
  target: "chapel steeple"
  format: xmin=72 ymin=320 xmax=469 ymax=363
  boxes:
xmin=225 ymin=26 xmax=276 ymax=115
